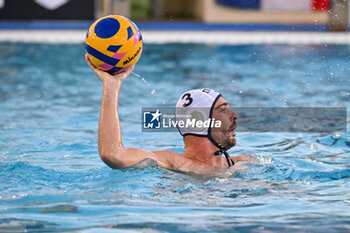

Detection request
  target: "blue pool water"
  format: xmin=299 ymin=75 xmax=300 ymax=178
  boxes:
xmin=0 ymin=42 xmax=350 ymax=232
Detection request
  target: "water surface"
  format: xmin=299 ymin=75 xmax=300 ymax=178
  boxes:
xmin=0 ymin=43 xmax=350 ymax=232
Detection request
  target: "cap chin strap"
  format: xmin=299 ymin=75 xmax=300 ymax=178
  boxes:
xmin=207 ymin=135 xmax=234 ymax=168
xmin=215 ymin=149 xmax=234 ymax=168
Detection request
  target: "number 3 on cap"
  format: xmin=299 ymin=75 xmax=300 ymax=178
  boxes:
xmin=181 ymin=93 xmax=193 ymax=107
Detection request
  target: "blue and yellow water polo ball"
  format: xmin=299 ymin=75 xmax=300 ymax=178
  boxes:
xmin=85 ymin=15 xmax=143 ymax=74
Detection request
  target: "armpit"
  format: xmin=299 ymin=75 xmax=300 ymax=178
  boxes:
xmin=129 ymin=158 xmax=158 ymax=168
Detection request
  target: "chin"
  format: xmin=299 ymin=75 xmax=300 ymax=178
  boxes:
xmin=232 ymin=139 xmax=236 ymax=146
xmin=228 ymin=137 xmax=236 ymax=148
xmin=211 ymin=132 xmax=236 ymax=149
xmin=222 ymin=139 xmax=236 ymax=150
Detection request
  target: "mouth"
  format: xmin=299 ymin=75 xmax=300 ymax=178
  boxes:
xmin=229 ymin=124 xmax=236 ymax=137
xmin=229 ymin=122 xmax=236 ymax=131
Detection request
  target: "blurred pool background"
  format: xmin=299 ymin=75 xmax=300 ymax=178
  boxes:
xmin=0 ymin=42 xmax=349 ymax=232
xmin=1 ymin=0 xmax=350 ymax=232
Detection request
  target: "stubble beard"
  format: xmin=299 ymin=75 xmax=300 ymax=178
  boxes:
xmin=211 ymin=128 xmax=236 ymax=150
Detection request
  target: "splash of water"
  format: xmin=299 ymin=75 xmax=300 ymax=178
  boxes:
xmin=132 ymin=72 xmax=157 ymax=96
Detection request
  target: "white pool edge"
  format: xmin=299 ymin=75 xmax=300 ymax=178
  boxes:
xmin=0 ymin=30 xmax=350 ymax=44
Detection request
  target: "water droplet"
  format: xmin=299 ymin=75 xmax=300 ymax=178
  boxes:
xmin=132 ymin=72 xmax=140 ymax=78
xmin=132 ymin=72 xmax=159 ymax=99
xmin=141 ymin=77 xmax=151 ymax=86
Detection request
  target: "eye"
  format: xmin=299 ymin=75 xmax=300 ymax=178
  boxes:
xmin=221 ymin=107 xmax=226 ymax=113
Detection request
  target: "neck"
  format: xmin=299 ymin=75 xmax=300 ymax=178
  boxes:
xmin=182 ymin=135 xmax=224 ymax=167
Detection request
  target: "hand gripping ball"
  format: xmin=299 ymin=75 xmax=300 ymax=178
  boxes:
xmin=85 ymin=15 xmax=143 ymax=74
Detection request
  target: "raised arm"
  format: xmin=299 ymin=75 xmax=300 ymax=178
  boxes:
xmin=85 ymin=55 xmax=170 ymax=169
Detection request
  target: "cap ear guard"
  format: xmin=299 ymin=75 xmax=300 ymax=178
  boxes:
xmin=206 ymin=94 xmax=226 ymax=150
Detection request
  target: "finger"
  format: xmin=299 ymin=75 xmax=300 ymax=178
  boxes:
xmin=124 ymin=65 xmax=135 ymax=76
xmin=112 ymin=65 xmax=135 ymax=80
xmin=85 ymin=54 xmax=107 ymax=78
xmin=85 ymin=54 xmax=97 ymax=71
xmin=129 ymin=64 xmax=135 ymax=72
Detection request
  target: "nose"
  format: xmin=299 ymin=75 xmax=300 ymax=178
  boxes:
xmin=230 ymin=109 xmax=239 ymax=122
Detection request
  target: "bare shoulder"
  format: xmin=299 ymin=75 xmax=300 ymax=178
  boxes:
xmin=152 ymin=150 xmax=181 ymax=170
xmin=153 ymin=151 xmax=231 ymax=177
xmin=152 ymin=151 xmax=250 ymax=177
xmin=153 ymin=150 xmax=180 ymax=156
xmin=152 ymin=150 xmax=198 ymax=173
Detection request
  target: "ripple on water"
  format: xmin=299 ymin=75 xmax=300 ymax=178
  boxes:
xmin=1 ymin=43 xmax=350 ymax=232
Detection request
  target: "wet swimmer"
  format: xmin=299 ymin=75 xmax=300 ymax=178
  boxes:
xmin=86 ymin=54 xmax=256 ymax=177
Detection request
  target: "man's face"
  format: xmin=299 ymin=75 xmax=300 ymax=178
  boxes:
xmin=210 ymin=97 xmax=238 ymax=150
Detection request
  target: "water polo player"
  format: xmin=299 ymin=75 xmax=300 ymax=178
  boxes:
xmin=86 ymin=55 xmax=255 ymax=176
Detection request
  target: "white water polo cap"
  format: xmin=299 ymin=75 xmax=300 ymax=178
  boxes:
xmin=176 ymin=88 xmax=235 ymax=167
xmin=175 ymin=88 xmax=222 ymax=138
